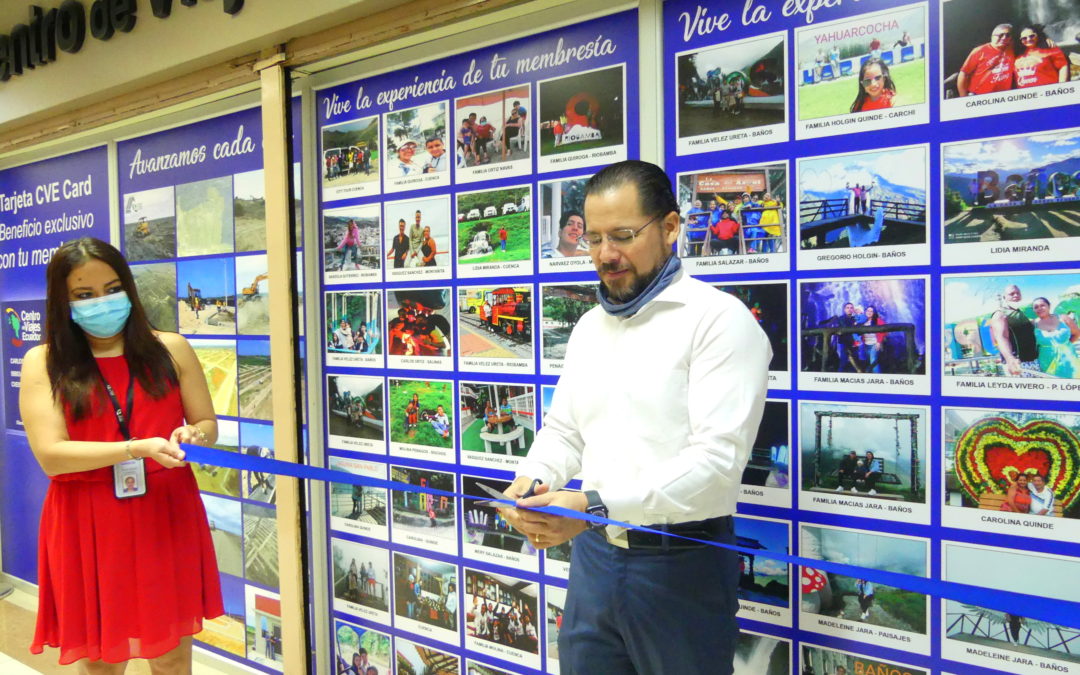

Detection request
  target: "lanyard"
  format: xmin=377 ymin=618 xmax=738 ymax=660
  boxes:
xmin=100 ymin=370 xmax=135 ymax=440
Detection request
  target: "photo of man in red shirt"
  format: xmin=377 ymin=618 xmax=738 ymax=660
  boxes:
xmin=957 ymin=24 xmax=1016 ymax=96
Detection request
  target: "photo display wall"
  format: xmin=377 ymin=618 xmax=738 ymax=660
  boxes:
xmin=119 ymin=105 xmax=305 ymax=673
xmin=315 ymin=11 xmax=638 ymax=674
xmin=0 ymin=147 xmax=111 ymax=583
xmin=664 ymin=1 xmax=1080 ymax=674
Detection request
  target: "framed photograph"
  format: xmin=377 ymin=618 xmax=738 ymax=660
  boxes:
xmin=794 ymin=3 xmax=929 ymax=139
xmin=320 ymin=115 xmax=380 ymax=201
xmin=383 ymin=101 xmax=450 ymax=193
xmin=459 ymin=381 xmax=535 ymax=471
xmin=387 ymin=378 xmax=455 ymax=463
xmin=540 ymin=283 xmax=600 ymax=374
xmin=322 ymin=203 xmax=382 ymax=285
xmin=800 ymin=523 xmax=930 ymax=653
xmin=943 ymin=406 xmax=1080 ymax=542
xmin=454 ymin=85 xmax=532 ymax=183
xmin=331 ymin=538 xmax=391 ymax=625
xmin=325 ymin=289 xmax=383 ymax=368
xmin=460 ymin=474 xmax=538 ymax=572
xmin=455 ymin=184 xmax=533 ymax=277
xmin=463 ymin=568 xmax=541 ymax=669
xmin=386 ymin=287 xmax=454 ymax=371
xmin=328 ymin=456 xmax=388 ymax=541
xmin=733 ymin=515 xmax=791 ymax=627
xmin=740 ymin=399 xmax=791 ymax=508
xmin=800 ymin=400 xmax=931 ymax=523
xmin=674 ymin=31 xmax=788 ymax=154
xmin=537 ymin=64 xmax=627 ymax=173
xmin=333 ymin=619 xmax=392 ymax=675
xmin=384 ymin=195 xmax=452 ymax=282
xmin=942 ymin=128 xmax=1080 ymax=266
xmin=456 ymin=285 xmax=535 ymax=374
xmin=942 ymin=541 xmax=1080 ymax=674
xmin=677 ymin=162 xmax=790 ymax=274
xmin=393 ymin=553 xmax=460 ymax=647
xmin=797 ymin=144 xmax=929 ymax=269
xmin=799 ymin=275 xmax=929 ymax=394
xmin=942 ymin=270 xmax=1080 ymax=399
xmin=800 ymin=643 xmax=926 ymax=675
xmin=326 ymin=374 xmax=385 ymax=454
xmin=390 ymin=465 xmax=458 ymax=556
xmin=940 ymin=0 xmax=1080 ymax=121
xmin=537 ymin=175 xmax=593 ymax=273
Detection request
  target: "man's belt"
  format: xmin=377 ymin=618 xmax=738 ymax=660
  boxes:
xmin=609 ymin=516 xmax=733 ymax=550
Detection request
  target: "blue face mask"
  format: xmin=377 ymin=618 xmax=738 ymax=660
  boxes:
xmin=70 ymin=291 xmax=132 ymax=338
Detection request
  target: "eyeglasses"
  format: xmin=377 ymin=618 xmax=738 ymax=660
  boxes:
xmin=861 ymin=74 xmax=884 ymax=87
xmin=1020 ymin=34 xmax=1037 ymax=41
xmin=581 ymin=214 xmax=663 ymax=249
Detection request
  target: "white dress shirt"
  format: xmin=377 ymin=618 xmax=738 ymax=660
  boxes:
xmin=517 ymin=270 xmax=771 ymax=526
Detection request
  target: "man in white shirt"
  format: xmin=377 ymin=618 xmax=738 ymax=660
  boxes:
xmin=500 ymin=160 xmax=770 ymax=674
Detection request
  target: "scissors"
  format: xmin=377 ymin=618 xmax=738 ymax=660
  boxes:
xmin=472 ymin=478 xmax=542 ymax=507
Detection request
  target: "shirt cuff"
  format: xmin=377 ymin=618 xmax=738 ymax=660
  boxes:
xmin=596 ymin=484 xmax=646 ymax=525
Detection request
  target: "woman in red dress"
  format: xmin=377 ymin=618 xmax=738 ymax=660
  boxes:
xmin=850 ymin=58 xmax=897 ymax=113
xmin=20 ymin=238 xmax=223 ymax=672
xmin=1014 ymin=24 xmax=1069 ymax=89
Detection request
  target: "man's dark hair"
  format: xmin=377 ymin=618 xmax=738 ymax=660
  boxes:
xmin=585 ymin=160 xmax=679 ymax=219
xmin=559 ymin=210 xmax=583 ymax=230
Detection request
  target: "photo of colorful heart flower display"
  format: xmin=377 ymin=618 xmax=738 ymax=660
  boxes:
xmin=954 ymin=416 xmax=1080 ymax=514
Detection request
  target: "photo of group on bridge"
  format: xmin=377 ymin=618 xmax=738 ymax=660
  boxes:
xmin=799 ymin=277 xmax=928 ymax=394
xmin=677 ymin=162 xmax=789 ymax=274
xmin=798 ymin=145 xmax=928 ymax=268
xmin=943 ymin=127 xmax=1080 ymax=265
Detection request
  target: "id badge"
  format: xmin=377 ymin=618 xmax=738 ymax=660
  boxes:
xmin=114 ymin=458 xmax=147 ymax=499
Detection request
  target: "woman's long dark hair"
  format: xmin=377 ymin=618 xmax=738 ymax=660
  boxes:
xmin=850 ymin=58 xmax=897 ymax=113
xmin=44 ymin=237 xmax=178 ymax=420
xmin=1018 ymin=24 xmax=1051 ymax=54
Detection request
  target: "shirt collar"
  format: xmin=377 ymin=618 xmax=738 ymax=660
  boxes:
xmin=619 ymin=268 xmax=693 ymax=320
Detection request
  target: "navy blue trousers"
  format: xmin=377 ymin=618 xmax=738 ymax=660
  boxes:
xmin=558 ymin=525 xmax=740 ymax=675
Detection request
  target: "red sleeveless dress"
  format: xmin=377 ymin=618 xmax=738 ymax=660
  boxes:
xmin=31 ymin=355 xmax=223 ymax=664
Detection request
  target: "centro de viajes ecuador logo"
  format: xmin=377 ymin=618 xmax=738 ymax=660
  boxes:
xmin=5 ymin=307 xmax=22 ymax=347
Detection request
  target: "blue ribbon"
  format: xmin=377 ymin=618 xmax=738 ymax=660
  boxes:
xmin=182 ymin=444 xmax=1080 ymax=631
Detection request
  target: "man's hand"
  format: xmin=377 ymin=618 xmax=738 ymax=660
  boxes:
xmin=514 ymin=489 xmax=589 ymax=550
xmin=496 ymin=476 xmax=540 ymax=534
